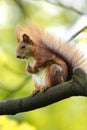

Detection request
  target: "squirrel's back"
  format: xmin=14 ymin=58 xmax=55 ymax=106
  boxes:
xmin=16 ymin=22 xmax=87 ymax=72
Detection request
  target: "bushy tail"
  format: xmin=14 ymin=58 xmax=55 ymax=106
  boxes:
xmin=42 ymin=32 xmax=87 ymax=72
xmin=16 ymin=22 xmax=87 ymax=72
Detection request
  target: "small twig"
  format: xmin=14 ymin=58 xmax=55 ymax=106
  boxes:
xmin=3 ymin=77 xmax=30 ymax=99
xmin=4 ymin=65 xmax=25 ymax=76
xmin=66 ymin=26 xmax=87 ymax=43
xmin=0 ymin=84 xmax=11 ymax=92
xmin=44 ymin=0 xmax=87 ymax=15
xmin=15 ymin=0 xmax=26 ymax=18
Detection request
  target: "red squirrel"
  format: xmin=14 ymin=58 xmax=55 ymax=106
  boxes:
xmin=16 ymin=23 xmax=87 ymax=94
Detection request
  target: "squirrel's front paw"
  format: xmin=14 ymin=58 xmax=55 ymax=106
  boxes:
xmin=27 ymin=65 xmax=33 ymax=73
xmin=27 ymin=65 xmax=38 ymax=74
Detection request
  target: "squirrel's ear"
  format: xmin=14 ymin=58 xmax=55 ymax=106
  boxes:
xmin=23 ymin=34 xmax=30 ymax=43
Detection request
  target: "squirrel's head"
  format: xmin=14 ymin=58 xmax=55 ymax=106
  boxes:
xmin=16 ymin=34 xmax=34 ymax=59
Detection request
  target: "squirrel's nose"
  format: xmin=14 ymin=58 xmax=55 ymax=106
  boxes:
xmin=16 ymin=55 xmax=25 ymax=59
xmin=16 ymin=55 xmax=22 ymax=59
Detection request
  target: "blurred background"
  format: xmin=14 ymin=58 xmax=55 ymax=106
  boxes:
xmin=0 ymin=0 xmax=87 ymax=130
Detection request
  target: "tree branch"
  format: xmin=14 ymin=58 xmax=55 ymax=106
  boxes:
xmin=0 ymin=68 xmax=87 ymax=115
xmin=66 ymin=26 xmax=87 ymax=43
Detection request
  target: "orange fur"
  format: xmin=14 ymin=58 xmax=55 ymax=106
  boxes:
xmin=16 ymin=22 xmax=87 ymax=72
xmin=16 ymin=22 xmax=87 ymax=94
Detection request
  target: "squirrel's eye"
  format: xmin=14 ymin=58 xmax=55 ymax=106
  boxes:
xmin=22 ymin=45 xmax=25 ymax=49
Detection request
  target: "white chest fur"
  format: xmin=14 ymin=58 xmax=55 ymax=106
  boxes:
xmin=27 ymin=56 xmax=47 ymax=88
xmin=32 ymin=68 xmax=47 ymax=88
xmin=27 ymin=56 xmax=35 ymax=68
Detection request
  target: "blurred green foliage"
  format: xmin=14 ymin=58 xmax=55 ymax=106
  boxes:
xmin=0 ymin=0 xmax=87 ymax=130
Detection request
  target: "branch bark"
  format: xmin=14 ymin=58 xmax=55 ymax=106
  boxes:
xmin=0 ymin=68 xmax=87 ymax=115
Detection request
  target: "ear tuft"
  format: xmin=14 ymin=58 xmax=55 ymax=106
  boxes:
xmin=15 ymin=24 xmax=22 ymax=42
xmin=23 ymin=34 xmax=30 ymax=43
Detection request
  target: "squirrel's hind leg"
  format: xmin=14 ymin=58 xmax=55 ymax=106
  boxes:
xmin=46 ymin=64 xmax=66 ymax=88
